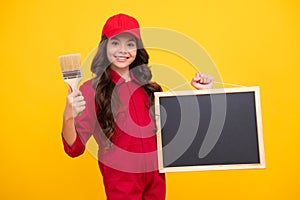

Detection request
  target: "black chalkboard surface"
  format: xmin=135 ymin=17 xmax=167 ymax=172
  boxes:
xmin=154 ymin=87 xmax=265 ymax=172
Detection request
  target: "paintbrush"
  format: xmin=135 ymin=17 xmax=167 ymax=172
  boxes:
xmin=58 ymin=53 xmax=82 ymax=92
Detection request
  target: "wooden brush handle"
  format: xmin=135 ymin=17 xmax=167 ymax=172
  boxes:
xmin=65 ymin=78 xmax=81 ymax=92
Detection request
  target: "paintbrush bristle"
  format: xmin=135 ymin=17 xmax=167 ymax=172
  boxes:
xmin=59 ymin=53 xmax=81 ymax=71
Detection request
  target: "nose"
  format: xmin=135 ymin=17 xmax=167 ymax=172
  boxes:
xmin=119 ymin=44 xmax=128 ymax=54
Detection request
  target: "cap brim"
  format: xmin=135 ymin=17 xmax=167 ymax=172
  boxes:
xmin=105 ymin=28 xmax=141 ymax=39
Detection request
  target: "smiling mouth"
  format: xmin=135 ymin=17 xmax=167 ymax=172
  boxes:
xmin=114 ymin=56 xmax=130 ymax=62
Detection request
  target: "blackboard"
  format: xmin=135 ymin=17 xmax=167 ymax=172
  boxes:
xmin=154 ymin=87 xmax=265 ymax=172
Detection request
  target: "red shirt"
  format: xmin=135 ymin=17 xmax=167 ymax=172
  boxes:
xmin=62 ymin=69 xmax=162 ymax=173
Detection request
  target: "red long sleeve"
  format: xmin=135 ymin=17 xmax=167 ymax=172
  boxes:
xmin=62 ymin=133 xmax=85 ymax=158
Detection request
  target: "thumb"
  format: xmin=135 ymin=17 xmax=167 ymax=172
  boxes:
xmin=67 ymin=85 xmax=73 ymax=94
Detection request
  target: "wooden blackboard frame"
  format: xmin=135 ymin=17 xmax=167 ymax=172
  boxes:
xmin=154 ymin=86 xmax=265 ymax=172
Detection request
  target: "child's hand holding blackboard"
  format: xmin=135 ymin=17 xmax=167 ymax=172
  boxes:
xmin=191 ymin=72 xmax=214 ymax=90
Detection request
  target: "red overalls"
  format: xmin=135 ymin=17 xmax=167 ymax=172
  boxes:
xmin=62 ymin=69 xmax=166 ymax=200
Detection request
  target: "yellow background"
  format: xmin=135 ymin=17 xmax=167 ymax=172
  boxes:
xmin=1 ymin=0 xmax=300 ymax=199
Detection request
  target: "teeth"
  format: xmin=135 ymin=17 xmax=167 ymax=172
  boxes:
xmin=116 ymin=56 xmax=128 ymax=61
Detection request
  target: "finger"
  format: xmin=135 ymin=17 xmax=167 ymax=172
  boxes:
xmin=73 ymin=95 xmax=84 ymax=103
xmin=200 ymin=74 xmax=205 ymax=83
xmin=74 ymin=105 xmax=86 ymax=114
xmin=73 ymin=96 xmax=85 ymax=105
xmin=75 ymin=100 xmax=86 ymax=107
xmin=68 ymin=92 xmax=83 ymax=106
xmin=206 ymin=75 xmax=214 ymax=83
xmin=192 ymin=73 xmax=201 ymax=81
xmin=66 ymin=93 xmax=74 ymax=105
xmin=204 ymin=75 xmax=208 ymax=84
xmin=202 ymin=74 xmax=211 ymax=84
xmin=192 ymin=77 xmax=201 ymax=86
xmin=193 ymin=72 xmax=199 ymax=82
xmin=67 ymin=85 xmax=73 ymax=94
xmin=72 ymin=90 xmax=82 ymax=98
xmin=78 ymin=105 xmax=86 ymax=111
xmin=192 ymin=77 xmax=201 ymax=83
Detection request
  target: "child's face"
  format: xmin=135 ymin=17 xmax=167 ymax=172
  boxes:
xmin=107 ymin=32 xmax=137 ymax=74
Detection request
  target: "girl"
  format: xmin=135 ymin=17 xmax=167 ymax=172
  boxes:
xmin=62 ymin=13 xmax=214 ymax=200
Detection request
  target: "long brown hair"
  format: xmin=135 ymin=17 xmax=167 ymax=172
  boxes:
xmin=91 ymin=36 xmax=161 ymax=142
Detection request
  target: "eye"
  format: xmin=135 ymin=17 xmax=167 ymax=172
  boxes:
xmin=111 ymin=40 xmax=119 ymax=46
xmin=127 ymin=42 xmax=136 ymax=48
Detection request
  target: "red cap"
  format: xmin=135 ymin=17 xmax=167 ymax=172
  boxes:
xmin=101 ymin=13 xmax=141 ymax=39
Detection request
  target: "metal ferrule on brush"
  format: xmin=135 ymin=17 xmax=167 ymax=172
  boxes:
xmin=62 ymin=69 xmax=82 ymax=80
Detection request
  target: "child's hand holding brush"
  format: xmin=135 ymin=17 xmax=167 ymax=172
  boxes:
xmin=64 ymin=87 xmax=86 ymax=121
xmin=61 ymin=87 xmax=86 ymax=147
